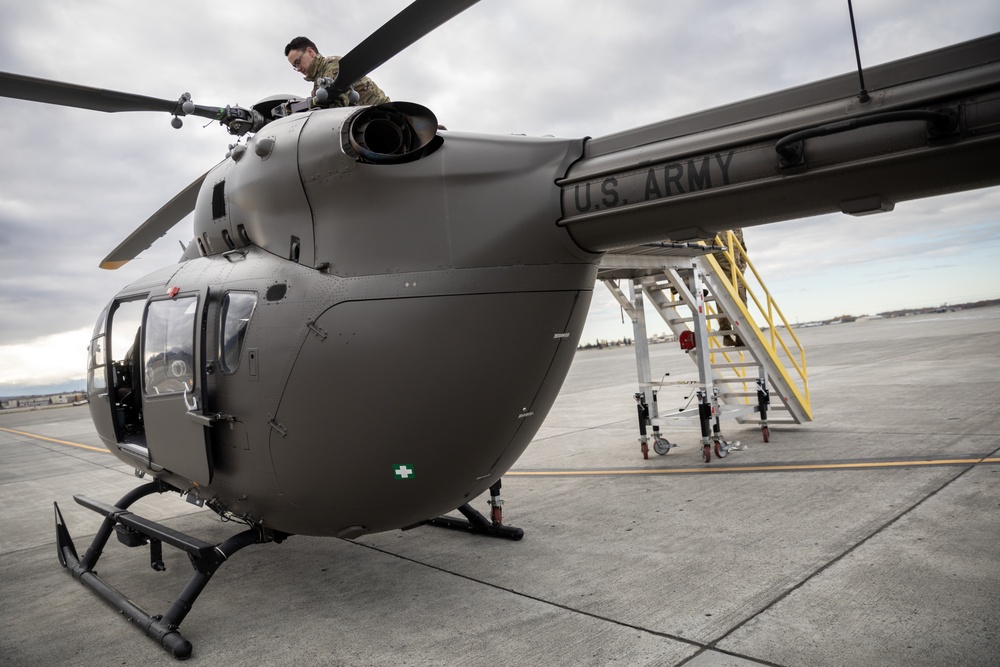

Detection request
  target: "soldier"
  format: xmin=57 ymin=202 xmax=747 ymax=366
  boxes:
xmin=284 ymin=36 xmax=390 ymax=107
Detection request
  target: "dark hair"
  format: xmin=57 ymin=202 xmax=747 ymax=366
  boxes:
xmin=284 ymin=37 xmax=318 ymax=56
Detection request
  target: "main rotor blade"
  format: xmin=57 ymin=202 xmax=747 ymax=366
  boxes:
xmin=0 ymin=71 xmax=221 ymax=119
xmin=331 ymin=0 xmax=480 ymax=94
xmin=100 ymin=169 xmax=212 ymax=270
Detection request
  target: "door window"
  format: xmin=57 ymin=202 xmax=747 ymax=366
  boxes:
xmin=143 ymin=296 xmax=198 ymax=396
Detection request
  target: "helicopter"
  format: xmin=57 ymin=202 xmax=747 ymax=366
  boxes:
xmin=2 ymin=0 xmax=1000 ymax=659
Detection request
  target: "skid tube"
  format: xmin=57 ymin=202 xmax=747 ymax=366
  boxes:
xmin=428 ymin=480 xmax=524 ymax=540
xmin=53 ymin=479 xmax=284 ymax=659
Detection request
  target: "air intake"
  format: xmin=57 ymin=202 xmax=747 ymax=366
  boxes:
xmin=343 ymin=102 xmax=443 ymax=164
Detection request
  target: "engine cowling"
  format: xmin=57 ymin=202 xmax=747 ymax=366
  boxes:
xmin=343 ymin=102 xmax=443 ymax=164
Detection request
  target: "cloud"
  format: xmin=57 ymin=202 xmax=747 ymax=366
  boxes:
xmin=0 ymin=327 xmax=91 ymax=387
xmin=1 ymin=0 xmax=998 ymax=384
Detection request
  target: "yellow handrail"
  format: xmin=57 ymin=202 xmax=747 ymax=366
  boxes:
xmin=705 ymin=231 xmax=811 ymax=419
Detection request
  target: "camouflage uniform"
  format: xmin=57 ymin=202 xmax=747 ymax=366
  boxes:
xmin=713 ymin=229 xmax=747 ymax=346
xmin=304 ymin=54 xmax=390 ymax=107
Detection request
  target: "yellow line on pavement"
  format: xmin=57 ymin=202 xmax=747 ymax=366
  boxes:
xmin=508 ymin=457 xmax=1000 ymax=477
xmin=3 ymin=425 xmax=997 ymax=476
xmin=0 ymin=427 xmax=108 ymax=453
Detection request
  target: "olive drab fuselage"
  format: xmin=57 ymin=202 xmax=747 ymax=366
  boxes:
xmin=89 ymin=104 xmax=599 ymax=537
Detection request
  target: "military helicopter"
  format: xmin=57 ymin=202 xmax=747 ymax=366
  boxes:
xmin=2 ymin=0 xmax=999 ymax=658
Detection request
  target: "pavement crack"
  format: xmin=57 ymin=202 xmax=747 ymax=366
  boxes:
xmin=697 ymin=460 xmax=984 ymax=656
xmin=348 ymin=538 xmax=706 ymax=651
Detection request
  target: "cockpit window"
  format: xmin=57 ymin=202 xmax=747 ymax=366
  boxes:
xmin=87 ymin=304 xmax=110 ymax=394
xmin=143 ymin=296 xmax=198 ymax=396
xmin=220 ymin=292 xmax=257 ymax=374
xmin=87 ymin=335 xmax=107 ymax=393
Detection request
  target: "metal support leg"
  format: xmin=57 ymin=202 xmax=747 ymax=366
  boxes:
xmin=697 ymin=390 xmax=713 ymax=462
xmin=149 ymin=538 xmax=165 ymax=571
xmin=635 ymin=392 xmax=650 ymax=459
xmin=757 ymin=373 xmax=771 ymax=442
xmin=650 ymin=391 xmax=663 ymax=451
xmin=487 ymin=479 xmax=504 ymax=524
xmin=688 ymin=265 xmax=739 ymax=461
xmin=628 ymin=279 xmax=656 ymax=458
xmin=158 ymin=528 xmax=264 ymax=632
xmin=690 ymin=265 xmax=718 ymax=464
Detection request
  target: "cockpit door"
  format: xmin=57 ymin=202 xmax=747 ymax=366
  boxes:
xmin=141 ymin=290 xmax=213 ymax=485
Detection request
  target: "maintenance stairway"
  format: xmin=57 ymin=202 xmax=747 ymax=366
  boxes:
xmin=597 ymin=232 xmax=811 ymax=462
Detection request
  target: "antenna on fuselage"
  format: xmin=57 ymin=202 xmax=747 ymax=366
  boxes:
xmin=847 ymin=0 xmax=870 ymax=103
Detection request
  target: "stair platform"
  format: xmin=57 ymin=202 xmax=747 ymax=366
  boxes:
xmin=598 ymin=232 xmax=811 ymax=460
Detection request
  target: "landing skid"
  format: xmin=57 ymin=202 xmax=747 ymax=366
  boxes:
xmin=53 ymin=480 xmax=285 ymax=660
xmin=428 ymin=503 xmax=524 ymax=540
xmin=428 ymin=480 xmax=524 ymax=540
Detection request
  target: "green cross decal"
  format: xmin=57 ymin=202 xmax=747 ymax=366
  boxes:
xmin=393 ymin=464 xmax=414 ymax=480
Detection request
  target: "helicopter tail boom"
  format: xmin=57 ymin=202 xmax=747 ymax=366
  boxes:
xmin=557 ymin=32 xmax=1000 ymax=252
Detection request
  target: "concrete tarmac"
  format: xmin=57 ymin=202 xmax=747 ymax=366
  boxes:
xmin=1 ymin=307 xmax=998 ymax=666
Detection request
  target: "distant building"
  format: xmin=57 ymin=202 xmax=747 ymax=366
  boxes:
xmin=0 ymin=392 xmax=86 ymax=409
xmin=22 ymin=396 xmax=52 ymax=408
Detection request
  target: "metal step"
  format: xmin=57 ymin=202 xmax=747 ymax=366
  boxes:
xmin=736 ymin=402 xmax=789 ymax=411
xmin=711 ymin=361 xmax=761 ymax=369
xmin=737 ymin=417 xmax=799 ymax=425
xmin=668 ymin=314 xmax=723 ymax=324
xmin=73 ymin=494 xmax=216 ymax=560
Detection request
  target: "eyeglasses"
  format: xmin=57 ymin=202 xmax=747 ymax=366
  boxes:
xmin=291 ymin=50 xmax=309 ymax=69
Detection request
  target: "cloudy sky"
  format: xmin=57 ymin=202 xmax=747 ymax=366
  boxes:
xmin=1 ymin=0 xmax=998 ymax=393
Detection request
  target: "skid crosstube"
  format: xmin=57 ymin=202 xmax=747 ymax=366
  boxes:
xmin=427 ymin=480 xmax=524 ymax=540
xmin=428 ymin=503 xmax=524 ymax=540
xmin=53 ymin=480 xmax=281 ymax=660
